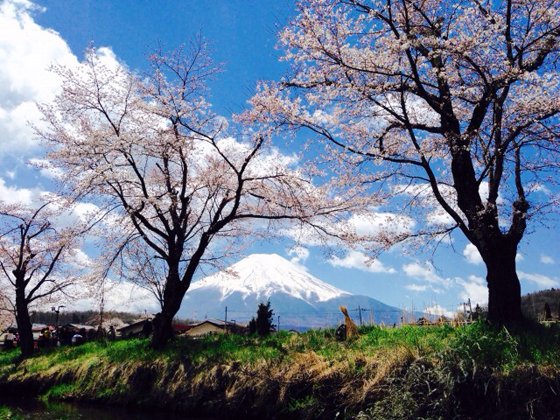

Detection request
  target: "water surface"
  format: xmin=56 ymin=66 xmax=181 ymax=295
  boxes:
xmin=0 ymin=397 xmax=200 ymax=419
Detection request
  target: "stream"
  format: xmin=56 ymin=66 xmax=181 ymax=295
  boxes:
xmin=0 ymin=397 xmax=202 ymax=419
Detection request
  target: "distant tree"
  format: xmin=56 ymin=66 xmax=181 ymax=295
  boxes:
xmin=472 ymin=304 xmax=485 ymax=322
xmin=245 ymin=0 xmax=560 ymax=324
xmin=248 ymin=317 xmax=257 ymax=335
xmin=39 ymin=41 xmax=352 ymax=350
xmin=521 ymin=289 xmax=560 ymax=320
xmin=255 ymin=301 xmax=274 ymax=337
xmin=544 ymin=303 xmax=552 ymax=320
xmin=0 ymin=202 xmax=85 ymax=357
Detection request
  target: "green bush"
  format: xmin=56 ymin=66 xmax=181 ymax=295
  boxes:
xmin=0 ymin=405 xmax=23 ymax=419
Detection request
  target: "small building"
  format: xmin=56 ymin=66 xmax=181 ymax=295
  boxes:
xmin=185 ymin=320 xmax=247 ymax=337
xmin=62 ymin=323 xmax=97 ymax=336
xmin=117 ymin=319 xmax=152 ymax=338
xmin=172 ymin=323 xmax=192 ymax=335
xmin=64 ymin=323 xmax=96 ymax=331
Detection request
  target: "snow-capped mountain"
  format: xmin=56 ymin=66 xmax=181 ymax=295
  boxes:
xmin=179 ymin=253 xmax=405 ymax=329
xmin=188 ymin=253 xmax=350 ymax=303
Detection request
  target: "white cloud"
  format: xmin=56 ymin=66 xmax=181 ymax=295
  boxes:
xmin=463 ymin=243 xmax=483 ymax=265
xmin=392 ymin=183 xmax=459 ymax=227
xmin=345 ymin=211 xmax=416 ymax=238
xmin=403 ymin=261 xmax=445 ymax=284
xmin=426 ymin=209 xmax=454 ymax=226
xmin=478 ymin=182 xmax=504 ymax=205
xmin=402 ymin=261 xmax=451 ymax=294
xmin=457 ymin=275 xmax=487 ymax=306
xmin=28 ymin=158 xmax=64 ymax=179
xmin=0 ymin=177 xmax=34 ymax=205
xmin=69 ymin=248 xmax=93 ymax=268
xmin=0 ymin=0 xmax=79 ymax=157
xmin=329 ymin=250 xmax=396 ymax=274
xmin=424 ymin=304 xmax=455 ymax=319
xmin=540 ymin=255 xmax=555 ymax=265
xmin=405 ymin=283 xmax=428 ymax=292
xmin=518 ymin=271 xmax=559 ymax=288
xmin=463 ymin=243 xmax=523 ymax=265
xmin=288 ymin=246 xmax=310 ymax=270
xmin=70 ymin=279 xmax=159 ymax=314
xmin=71 ymin=202 xmax=100 ymax=223
xmin=282 ymin=209 xmax=415 ymax=248
xmin=288 ymin=245 xmax=309 ymax=262
xmin=393 ymin=182 xmax=512 ymax=229
xmin=528 ymin=183 xmax=551 ymax=195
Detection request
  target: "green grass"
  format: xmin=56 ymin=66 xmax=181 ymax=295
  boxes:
xmin=0 ymin=348 xmax=20 ymax=366
xmin=1 ymin=322 xmax=559 ymax=373
xmin=0 ymin=406 xmax=22 ymax=419
xmin=1 ymin=321 xmax=559 ymax=418
xmin=41 ymin=383 xmax=79 ymax=401
xmin=444 ymin=321 xmax=560 ymax=371
xmin=287 ymin=394 xmax=318 ymax=413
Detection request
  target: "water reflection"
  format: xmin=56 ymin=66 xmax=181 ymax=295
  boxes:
xmin=0 ymin=398 xmax=200 ymax=419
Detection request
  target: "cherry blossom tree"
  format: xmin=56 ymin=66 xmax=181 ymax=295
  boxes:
xmin=0 ymin=292 xmax=14 ymax=331
xmin=244 ymin=0 xmax=560 ymax=323
xmin=0 ymin=202 xmax=85 ymax=357
xmin=39 ymin=42 xmax=355 ymax=349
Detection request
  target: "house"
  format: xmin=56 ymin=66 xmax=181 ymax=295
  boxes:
xmin=63 ymin=323 xmax=97 ymax=335
xmin=64 ymin=323 xmax=96 ymax=331
xmin=1 ymin=324 xmax=52 ymax=341
xmin=172 ymin=323 xmax=192 ymax=335
xmin=117 ymin=318 xmax=152 ymax=338
xmin=185 ymin=320 xmax=247 ymax=337
xmin=85 ymin=315 xmax=127 ymax=331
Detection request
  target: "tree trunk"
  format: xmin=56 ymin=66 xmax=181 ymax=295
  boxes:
xmin=15 ymin=296 xmax=34 ymax=357
xmin=481 ymin=240 xmax=523 ymax=324
xmin=150 ymin=310 xmax=175 ymax=350
xmin=150 ymin=272 xmax=185 ymax=350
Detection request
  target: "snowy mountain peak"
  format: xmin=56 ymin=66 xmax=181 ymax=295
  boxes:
xmin=189 ymin=253 xmax=350 ymax=303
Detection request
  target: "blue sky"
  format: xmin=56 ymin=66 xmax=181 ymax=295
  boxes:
xmin=0 ymin=0 xmax=558 ymax=317
xmin=35 ymin=0 xmax=292 ymax=115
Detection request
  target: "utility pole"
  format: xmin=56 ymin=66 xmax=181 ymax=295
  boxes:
xmin=99 ymin=288 xmax=105 ymax=332
xmin=51 ymin=305 xmax=65 ymax=345
xmin=225 ymin=306 xmax=228 ymax=333
xmin=277 ymin=315 xmax=280 ymax=332
xmin=353 ymin=306 xmax=370 ymax=326
xmin=358 ymin=305 xmax=363 ymax=326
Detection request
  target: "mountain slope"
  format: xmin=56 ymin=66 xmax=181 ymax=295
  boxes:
xmin=179 ymin=253 xmax=405 ymax=328
xmin=188 ymin=253 xmax=350 ymax=303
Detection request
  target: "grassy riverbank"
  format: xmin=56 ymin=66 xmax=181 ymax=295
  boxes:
xmin=1 ymin=322 xmax=559 ymax=419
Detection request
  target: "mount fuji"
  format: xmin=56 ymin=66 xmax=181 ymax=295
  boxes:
xmin=178 ymin=254 xmax=405 ymax=329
